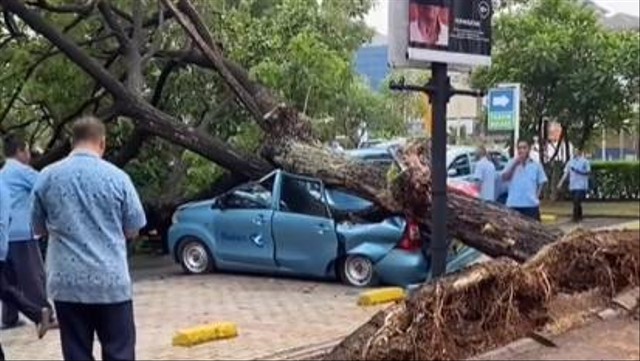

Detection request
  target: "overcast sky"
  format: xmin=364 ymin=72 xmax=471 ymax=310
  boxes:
xmin=365 ymin=0 xmax=640 ymax=35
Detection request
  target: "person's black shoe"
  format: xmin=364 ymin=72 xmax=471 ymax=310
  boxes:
xmin=36 ymin=308 xmax=56 ymax=339
xmin=1 ymin=320 xmax=26 ymax=330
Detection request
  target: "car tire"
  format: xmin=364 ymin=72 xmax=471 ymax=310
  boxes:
xmin=338 ymin=255 xmax=378 ymax=287
xmin=178 ymin=237 xmax=215 ymax=275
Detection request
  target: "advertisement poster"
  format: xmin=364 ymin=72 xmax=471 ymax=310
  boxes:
xmin=407 ymin=0 xmax=492 ymax=68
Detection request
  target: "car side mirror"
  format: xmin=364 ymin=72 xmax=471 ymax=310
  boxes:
xmin=447 ymin=168 xmax=458 ymax=177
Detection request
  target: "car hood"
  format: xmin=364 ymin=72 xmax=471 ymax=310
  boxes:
xmin=177 ymin=199 xmax=217 ymax=211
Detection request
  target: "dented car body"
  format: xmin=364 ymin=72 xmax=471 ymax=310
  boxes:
xmin=168 ymin=169 xmax=481 ymax=287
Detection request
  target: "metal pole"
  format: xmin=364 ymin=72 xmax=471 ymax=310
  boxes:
xmin=430 ymin=62 xmax=449 ymax=278
xmin=513 ymin=84 xmax=521 ymax=157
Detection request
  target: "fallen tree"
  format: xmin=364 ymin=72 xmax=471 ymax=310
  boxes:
xmin=1 ymin=0 xmax=561 ymax=261
xmin=323 ymin=228 xmax=640 ymax=360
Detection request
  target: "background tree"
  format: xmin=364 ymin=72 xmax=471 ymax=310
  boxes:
xmin=473 ymin=0 xmax=639 ymax=160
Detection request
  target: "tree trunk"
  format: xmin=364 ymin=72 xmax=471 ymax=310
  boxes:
xmin=264 ymin=139 xmax=559 ymax=261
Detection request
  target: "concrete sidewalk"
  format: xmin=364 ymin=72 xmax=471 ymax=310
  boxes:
xmin=475 ymin=316 xmax=639 ymax=361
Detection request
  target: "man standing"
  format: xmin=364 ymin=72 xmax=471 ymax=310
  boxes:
xmin=502 ymin=139 xmax=548 ymax=221
xmin=0 ymin=176 xmax=52 ymax=348
xmin=0 ymin=135 xmax=53 ymax=329
xmin=32 ymin=116 xmax=146 ymax=361
xmin=557 ymin=148 xmax=591 ymax=222
xmin=472 ymin=146 xmax=497 ymax=202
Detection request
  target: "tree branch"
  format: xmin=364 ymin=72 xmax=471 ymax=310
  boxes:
xmin=0 ymin=51 xmax=50 ymax=127
xmin=161 ymin=0 xmax=266 ymax=124
xmin=2 ymin=0 xmax=271 ymax=179
xmin=97 ymin=1 xmax=130 ymax=47
xmin=110 ymin=60 xmax=180 ymax=167
xmin=25 ymin=0 xmax=96 ymax=14
xmin=2 ymin=9 xmax=22 ymax=37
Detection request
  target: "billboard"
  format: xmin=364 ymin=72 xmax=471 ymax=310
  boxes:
xmin=389 ymin=0 xmax=492 ymax=71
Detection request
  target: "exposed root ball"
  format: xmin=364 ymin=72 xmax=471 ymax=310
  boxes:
xmin=525 ymin=229 xmax=640 ymax=296
xmin=323 ymin=229 xmax=640 ymax=361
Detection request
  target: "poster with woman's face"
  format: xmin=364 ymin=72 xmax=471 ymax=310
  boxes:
xmin=408 ymin=0 xmax=450 ymax=48
xmin=403 ymin=0 xmax=492 ymax=69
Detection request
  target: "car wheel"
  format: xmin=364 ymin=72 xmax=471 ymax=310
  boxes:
xmin=339 ymin=255 xmax=377 ymax=287
xmin=178 ymin=238 xmax=214 ymax=275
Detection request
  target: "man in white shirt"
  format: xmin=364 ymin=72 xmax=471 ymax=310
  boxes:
xmin=472 ymin=146 xmax=497 ymax=202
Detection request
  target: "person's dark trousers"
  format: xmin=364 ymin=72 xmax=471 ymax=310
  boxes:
xmin=512 ymin=207 xmax=541 ymax=221
xmin=0 ymin=262 xmax=42 ymax=324
xmin=571 ymin=189 xmax=586 ymax=222
xmin=2 ymin=240 xmax=51 ymax=327
xmin=0 ymin=342 xmax=4 ymax=361
xmin=54 ymin=301 xmax=136 ymax=361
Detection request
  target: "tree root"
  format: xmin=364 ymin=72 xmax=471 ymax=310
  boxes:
xmin=323 ymin=229 xmax=640 ymax=361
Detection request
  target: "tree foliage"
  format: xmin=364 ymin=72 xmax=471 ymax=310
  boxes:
xmin=473 ymin=0 xmax=639 ymax=152
xmin=0 ymin=0 xmax=405 ymax=202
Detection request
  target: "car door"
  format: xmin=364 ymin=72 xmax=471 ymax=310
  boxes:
xmin=271 ymin=173 xmax=339 ymax=277
xmin=211 ymin=178 xmax=277 ymax=270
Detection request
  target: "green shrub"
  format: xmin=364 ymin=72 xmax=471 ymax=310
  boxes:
xmin=556 ymin=161 xmax=640 ymax=201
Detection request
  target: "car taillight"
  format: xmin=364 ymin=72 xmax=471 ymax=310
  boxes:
xmin=398 ymin=220 xmax=422 ymax=251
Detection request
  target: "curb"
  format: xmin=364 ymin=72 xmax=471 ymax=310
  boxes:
xmin=172 ymin=322 xmax=238 ymax=347
xmin=255 ymin=337 xmax=344 ymax=360
xmin=605 ymin=220 xmax=640 ymax=231
xmin=542 ymin=212 xmax=639 ymax=220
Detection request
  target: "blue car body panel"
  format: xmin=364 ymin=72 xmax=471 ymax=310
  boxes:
xmin=168 ymin=169 xmax=482 ymax=286
xmin=374 ymin=249 xmax=429 ymax=286
xmin=446 ymin=246 xmax=483 ymax=273
xmin=272 ymin=211 xmax=338 ymax=277
xmin=213 ymin=209 xmax=276 ymax=269
xmin=337 ymin=217 xmax=405 ymax=262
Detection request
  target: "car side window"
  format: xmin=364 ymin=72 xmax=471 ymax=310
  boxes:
xmin=223 ymin=182 xmax=273 ymax=210
xmin=489 ymin=152 xmax=509 ymax=171
xmin=449 ymin=154 xmax=471 ymax=176
xmin=279 ymin=175 xmax=330 ymax=218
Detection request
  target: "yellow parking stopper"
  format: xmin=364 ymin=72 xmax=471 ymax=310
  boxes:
xmin=172 ymin=322 xmax=238 ymax=347
xmin=541 ymin=214 xmax=557 ymax=224
xmin=357 ymin=287 xmax=406 ymax=306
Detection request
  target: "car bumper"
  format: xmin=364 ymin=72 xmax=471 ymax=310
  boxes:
xmin=374 ymin=249 xmax=429 ymax=286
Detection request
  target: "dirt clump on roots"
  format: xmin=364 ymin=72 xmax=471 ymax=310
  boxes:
xmin=323 ymin=229 xmax=640 ymax=361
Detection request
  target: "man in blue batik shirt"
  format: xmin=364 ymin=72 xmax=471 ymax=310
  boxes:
xmin=0 ymin=135 xmax=53 ymax=329
xmin=32 ymin=116 xmax=146 ymax=361
xmin=502 ymin=139 xmax=548 ymax=221
xmin=557 ymin=148 xmax=591 ymax=222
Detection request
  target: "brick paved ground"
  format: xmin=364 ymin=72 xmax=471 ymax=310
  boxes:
xmin=1 ymin=218 xmax=632 ymax=360
xmin=1 ymin=271 xmax=383 ymax=360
